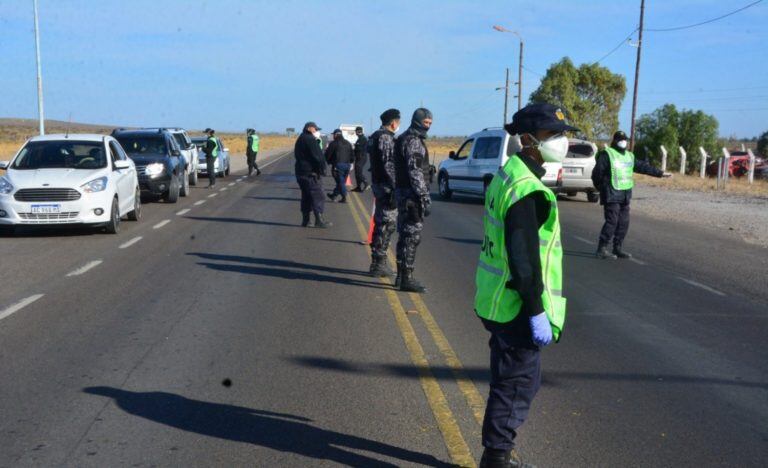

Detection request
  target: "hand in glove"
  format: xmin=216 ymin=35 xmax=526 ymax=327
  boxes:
xmin=529 ymin=312 xmax=553 ymax=347
xmin=421 ymin=197 xmax=432 ymax=217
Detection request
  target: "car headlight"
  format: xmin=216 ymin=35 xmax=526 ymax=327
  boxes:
xmin=145 ymin=163 xmax=165 ymax=177
xmin=81 ymin=176 xmax=108 ymax=193
xmin=0 ymin=176 xmax=13 ymax=195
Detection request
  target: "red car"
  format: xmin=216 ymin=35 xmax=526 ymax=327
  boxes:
xmin=705 ymin=151 xmax=766 ymax=178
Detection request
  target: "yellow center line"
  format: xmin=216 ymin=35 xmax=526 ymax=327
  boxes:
xmin=348 ymin=193 xmax=487 ymax=426
xmin=345 ymin=193 xmax=476 ymax=468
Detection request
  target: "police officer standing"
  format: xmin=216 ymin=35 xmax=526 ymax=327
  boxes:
xmin=591 ymin=130 xmax=670 ymax=259
xmin=475 ymin=104 xmax=575 ymax=468
xmin=368 ymin=108 xmax=400 ymax=277
xmin=246 ymin=128 xmax=261 ymax=176
xmin=294 ymin=122 xmax=332 ymax=228
xmin=394 ymin=108 xmax=433 ymax=293
xmin=325 ymin=129 xmax=354 ymax=203
xmin=352 ymin=126 xmax=369 ymax=192
xmin=203 ymin=128 xmax=218 ymax=188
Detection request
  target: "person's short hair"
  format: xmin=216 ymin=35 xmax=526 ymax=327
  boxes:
xmin=380 ymin=108 xmax=401 ymax=126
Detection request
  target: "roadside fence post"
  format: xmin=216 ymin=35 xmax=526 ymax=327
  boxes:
xmin=659 ymin=145 xmax=668 ymax=172
xmin=698 ymin=147 xmax=708 ymax=179
xmin=721 ymin=147 xmax=730 ymax=185
xmin=679 ymin=147 xmax=687 ymax=175
xmin=746 ymin=148 xmax=756 ymax=185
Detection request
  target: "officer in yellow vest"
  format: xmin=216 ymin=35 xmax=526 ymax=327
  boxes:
xmin=475 ymin=103 xmax=576 ymax=468
xmin=246 ymin=128 xmax=261 ymax=176
xmin=591 ymin=131 xmax=670 ymax=259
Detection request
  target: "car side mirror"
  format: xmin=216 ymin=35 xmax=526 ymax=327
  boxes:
xmin=223 ymin=147 xmax=230 ymax=153
xmin=0 ymin=161 xmax=8 ymax=170
xmin=114 ymin=160 xmax=130 ymax=170
xmin=449 ymin=151 xmax=457 ymax=160
xmin=171 ymin=149 xmax=181 ymax=156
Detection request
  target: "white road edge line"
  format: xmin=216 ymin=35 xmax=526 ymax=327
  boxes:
xmin=573 ymin=235 xmax=596 ymax=245
xmin=0 ymin=294 xmax=44 ymax=322
xmin=153 ymin=219 xmax=171 ymax=229
xmin=629 ymin=257 xmax=647 ymax=266
xmin=176 ymin=208 xmax=191 ymax=216
xmin=66 ymin=260 xmax=103 ymax=277
xmin=220 ymin=187 xmax=228 ymax=192
xmin=677 ymin=276 xmax=726 ymax=297
xmin=228 ymin=182 xmax=236 ymax=186
xmin=208 ymin=193 xmax=218 ymax=198
xmin=119 ymin=236 xmax=143 ymax=249
xmin=194 ymin=200 xmax=206 ymax=206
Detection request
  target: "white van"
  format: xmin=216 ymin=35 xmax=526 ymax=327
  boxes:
xmin=338 ymin=124 xmax=363 ymax=145
xmin=437 ymin=127 xmax=562 ymax=199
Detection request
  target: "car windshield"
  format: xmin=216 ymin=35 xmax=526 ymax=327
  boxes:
xmin=191 ymin=138 xmax=207 ymax=150
xmin=116 ymin=136 xmax=168 ymax=155
xmin=12 ymin=140 xmax=107 ymax=170
xmin=568 ymin=143 xmax=594 ymax=158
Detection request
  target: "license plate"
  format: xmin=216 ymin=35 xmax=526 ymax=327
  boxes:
xmin=564 ymin=167 xmax=582 ymax=175
xmin=31 ymin=204 xmax=61 ymax=214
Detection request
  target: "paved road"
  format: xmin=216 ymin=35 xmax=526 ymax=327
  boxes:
xmin=1 ymin=150 xmax=766 ymax=467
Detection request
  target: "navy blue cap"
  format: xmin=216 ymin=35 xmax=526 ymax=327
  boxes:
xmin=504 ymin=103 xmax=579 ymax=135
xmin=303 ymin=122 xmax=321 ymax=131
xmin=332 ymin=128 xmax=342 ymax=135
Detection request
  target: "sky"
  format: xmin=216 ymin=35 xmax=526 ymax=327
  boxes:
xmin=1 ymin=0 xmax=766 ymax=137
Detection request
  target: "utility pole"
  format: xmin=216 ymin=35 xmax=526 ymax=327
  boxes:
xmin=517 ymin=40 xmax=523 ymax=111
xmin=629 ymin=0 xmax=645 ymax=150
xmin=33 ymin=0 xmax=45 ymax=135
xmin=503 ymin=68 xmax=510 ymax=125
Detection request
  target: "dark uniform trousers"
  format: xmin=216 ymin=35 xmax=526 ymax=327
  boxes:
xmin=354 ymin=155 xmax=368 ymax=188
xmin=395 ymin=189 xmax=423 ymax=271
xmin=206 ymin=156 xmax=216 ymax=186
xmin=296 ymin=175 xmax=325 ymax=215
xmin=482 ymin=330 xmax=542 ymax=451
xmin=247 ymin=151 xmax=259 ymax=174
xmin=370 ymin=184 xmax=397 ymax=261
xmin=599 ymin=201 xmax=630 ymax=247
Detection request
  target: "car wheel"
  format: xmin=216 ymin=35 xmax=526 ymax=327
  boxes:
xmin=438 ymin=172 xmax=452 ymax=200
xmin=587 ymin=191 xmax=599 ymax=203
xmin=127 ymin=188 xmax=142 ymax=221
xmin=180 ymin=170 xmax=190 ymax=197
xmin=104 ymin=197 xmax=120 ymax=234
xmin=189 ymin=167 xmax=198 ymax=186
xmin=166 ymin=177 xmax=180 ymax=203
xmin=225 ymin=161 xmax=230 ymax=176
xmin=566 ymin=191 xmax=577 ymax=197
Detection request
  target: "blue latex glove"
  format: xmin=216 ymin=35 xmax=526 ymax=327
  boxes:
xmin=529 ymin=312 xmax=553 ymax=347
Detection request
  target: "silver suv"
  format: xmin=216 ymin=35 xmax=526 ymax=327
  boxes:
xmin=437 ymin=127 xmax=562 ymax=200
xmin=561 ymin=138 xmax=599 ymax=202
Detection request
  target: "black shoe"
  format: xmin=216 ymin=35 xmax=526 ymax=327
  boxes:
xmin=314 ymin=213 xmax=332 ymax=229
xmin=339 ymin=196 xmax=347 ymax=203
xmin=326 ymin=192 xmax=337 ymax=202
xmin=301 ymin=213 xmax=312 ymax=228
xmin=400 ymin=270 xmax=426 ymax=293
xmin=479 ymin=448 xmax=535 ymax=468
xmin=361 ymin=183 xmax=369 ymax=192
xmin=369 ymin=259 xmax=393 ymax=277
xmin=207 ymin=184 xmax=216 ymax=189
xmin=613 ymin=245 xmax=632 ymax=259
xmin=351 ymin=187 xmax=362 ymax=192
xmin=256 ymin=168 xmax=261 ymax=176
xmin=596 ymin=245 xmax=617 ymax=260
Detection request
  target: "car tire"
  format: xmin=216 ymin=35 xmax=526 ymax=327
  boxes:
xmin=180 ymin=170 xmax=190 ymax=197
xmin=438 ymin=172 xmax=452 ymax=200
xmin=189 ymin=167 xmax=198 ymax=186
xmin=127 ymin=188 xmax=142 ymax=221
xmin=166 ymin=177 xmax=180 ymax=203
xmin=566 ymin=191 xmax=577 ymax=197
xmin=225 ymin=161 xmax=230 ymax=176
xmin=587 ymin=191 xmax=599 ymax=203
xmin=104 ymin=197 xmax=120 ymax=234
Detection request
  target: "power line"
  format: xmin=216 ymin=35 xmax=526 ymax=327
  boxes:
xmin=522 ymin=66 xmax=544 ymax=78
xmin=646 ymin=0 xmax=764 ymax=32
xmin=594 ymin=28 xmax=639 ymax=64
xmin=641 ymin=85 xmax=768 ymax=95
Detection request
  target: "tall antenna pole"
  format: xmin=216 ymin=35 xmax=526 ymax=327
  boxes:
xmin=503 ymin=68 xmax=510 ymax=125
xmin=517 ymin=39 xmax=523 ymax=111
xmin=629 ymin=0 xmax=645 ymax=150
xmin=33 ymin=0 xmax=45 ymax=135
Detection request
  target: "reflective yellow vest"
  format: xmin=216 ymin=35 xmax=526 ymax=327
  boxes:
xmin=250 ymin=134 xmax=260 ymax=152
xmin=606 ymin=147 xmax=635 ymax=190
xmin=474 ymin=154 xmax=566 ymax=340
xmin=208 ymin=136 xmax=219 ymax=158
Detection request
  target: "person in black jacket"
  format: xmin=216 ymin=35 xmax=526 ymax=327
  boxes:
xmin=203 ymin=128 xmax=218 ymax=188
xmin=591 ymin=130 xmax=670 ymax=259
xmin=294 ymin=122 xmax=332 ymax=228
xmin=325 ymin=129 xmax=354 ymax=203
xmin=352 ymin=126 xmax=369 ymax=192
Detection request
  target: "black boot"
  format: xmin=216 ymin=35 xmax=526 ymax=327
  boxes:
xmin=256 ymin=167 xmax=261 ymax=176
xmin=314 ymin=212 xmax=332 ymax=229
xmin=326 ymin=192 xmax=337 ymax=202
xmin=400 ymin=269 xmax=426 ymax=293
xmin=339 ymin=194 xmax=347 ymax=203
xmin=394 ymin=263 xmax=402 ymax=288
xmin=301 ymin=213 xmax=312 ymax=228
xmin=479 ymin=448 xmax=535 ymax=468
xmin=369 ymin=257 xmax=392 ymax=277
xmin=613 ymin=244 xmax=632 ymax=259
xmin=596 ymin=243 xmax=617 ymax=260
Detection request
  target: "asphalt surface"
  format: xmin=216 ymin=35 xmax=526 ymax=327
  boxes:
xmin=0 ymin=150 xmax=766 ymax=467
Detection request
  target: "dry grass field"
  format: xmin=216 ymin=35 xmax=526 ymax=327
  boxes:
xmin=636 ymin=173 xmax=768 ymax=197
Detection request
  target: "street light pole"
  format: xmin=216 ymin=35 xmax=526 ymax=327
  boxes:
xmin=629 ymin=0 xmax=645 ymax=150
xmin=32 ymin=0 xmax=45 ymax=135
xmin=504 ymin=68 xmax=509 ymax=125
xmin=493 ymin=26 xmax=524 ymax=111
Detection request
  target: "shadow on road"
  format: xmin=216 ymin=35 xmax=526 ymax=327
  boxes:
xmin=184 ymin=216 xmax=298 ymax=228
xmin=83 ymin=387 xmax=451 ymax=467
xmin=436 ymin=236 xmax=481 ymax=246
xmin=289 ymin=356 xmax=768 ymax=390
xmin=187 ymin=253 xmax=391 ymax=290
xmin=308 ymin=237 xmax=366 ymax=246
xmin=245 ymin=196 xmax=300 ymax=202
xmin=564 ymin=249 xmax=598 ymax=259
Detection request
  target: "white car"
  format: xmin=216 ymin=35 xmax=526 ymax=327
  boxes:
xmin=437 ymin=128 xmax=562 ymax=199
xmin=561 ymin=138 xmax=599 ymax=202
xmin=167 ymin=128 xmax=200 ymax=186
xmin=192 ymin=136 xmax=231 ymax=177
xmin=0 ymin=134 xmax=141 ymax=234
